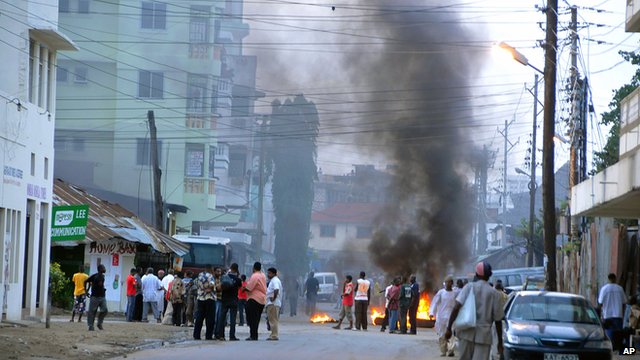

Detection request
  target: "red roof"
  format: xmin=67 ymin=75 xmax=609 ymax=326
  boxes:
xmin=312 ymin=203 xmax=384 ymax=224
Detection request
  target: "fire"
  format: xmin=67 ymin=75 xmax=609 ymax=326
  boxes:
xmin=416 ymin=292 xmax=432 ymax=320
xmin=370 ymin=292 xmax=433 ymax=326
xmin=310 ymin=313 xmax=337 ymax=323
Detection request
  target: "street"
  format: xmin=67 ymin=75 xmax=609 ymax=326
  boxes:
xmin=110 ymin=303 xmax=444 ymax=360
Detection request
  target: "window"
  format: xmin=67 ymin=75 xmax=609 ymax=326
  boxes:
xmin=356 ymin=226 xmax=372 ymax=239
xmin=56 ymin=66 xmax=68 ymax=82
xmin=141 ymin=1 xmax=166 ymax=29
xmin=185 ymin=143 xmax=204 ymax=177
xmin=228 ymin=152 xmax=246 ymax=178
xmin=138 ymin=70 xmax=163 ymax=98
xmin=189 ymin=6 xmax=210 ymax=58
xmin=30 ymin=153 xmax=36 ymax=176
xmin=29 ymin=40 xmax=35 ymax=103
xmin=186 ymin=74 xmax=208 ymax=113
xmin=44 ymin=157 xmax=49 ymax=180
xmin=320 ymin=224 xmax=336 ymax=238
xmin=59 ymin=0 xmax=70 ymax=13
xmin=208 ymin=146 xmax=216 ymax=178
xmin=74 ymin=66 xmax=87 ymax=83
xmin=78 ymin=0 xmax=90 ymax=13
xmin=72 ymin=138 xmax=85 ymax=151
xmin=136 ymin=138 xmax=163 ymax=165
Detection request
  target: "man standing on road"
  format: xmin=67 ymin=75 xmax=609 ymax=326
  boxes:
xmin=430 ymin=275 xmax=457 ymax=357
xmin=446 ymin=261 xmax=504 ymax=360
xmin=304 ymin=272 xmax=320 ymax=316
xmin=125 ymin=268 xmax=137 ymax=322
xmin=353 ymin=271 xmax=371 ymax=331
xmin=217 ymin=263 xmax=243 ymax=341
xmin=399 ymin=276 xmax=412 ymax=334
xmin=408 ymin=275 xmax=419 ymax=335
xmin=265 ymin=267 xmax=282 ymax=341
xmin=598 ymin=273 xmax=627 ymax=344
xmin=193 ymin=264 xmax=216 ymax=340
xmin=244 ymin=262 xmax=267 ymax=341
xmin=141 ymin=267 xmax=162 ymax=323
xmin=333 ymin=275 xmax=354 ymax=330
xmin=70 ymin=265 xmax=88 ymax=323
xmin=84 ymin=264 xmax=108 ymax=331
xmin=237 ymin=274 xmax=248 ymax=325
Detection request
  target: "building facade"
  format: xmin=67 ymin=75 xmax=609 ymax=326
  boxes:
xmin=0 ymin=0 xmax=76 ymax=320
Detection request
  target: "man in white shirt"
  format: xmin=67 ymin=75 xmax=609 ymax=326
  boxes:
xmin=598 ymin=273 xmax=627 ymax=343
xmin=380 ymin=283 xmax=393 ymax=332
xmin=141 ymin=267 xmax=162 ymax=322
xmin=161 ymin=269 xmax=174 ymax=317
xmin=353 ymin=271 xmax=371 ymax=331
xmin=265 ymin=267 xmax=282 ymax=341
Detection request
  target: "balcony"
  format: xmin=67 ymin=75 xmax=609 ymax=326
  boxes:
xmin=619 ymin=86 xmax=640 ymax=158
xmin=627 ymin=0 xmax=640 ymax=32
xmin=185 ymin=113 xmax=217 ymax=129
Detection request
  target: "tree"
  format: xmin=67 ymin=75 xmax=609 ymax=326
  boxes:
xmin=269 ymin=95 xmax=319 ymax=278
xmin=592 ymin=51 xmax=640 ymax=173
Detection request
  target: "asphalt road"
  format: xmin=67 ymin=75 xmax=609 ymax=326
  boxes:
xmin=110 ymin=302 xmax=444 ymax=360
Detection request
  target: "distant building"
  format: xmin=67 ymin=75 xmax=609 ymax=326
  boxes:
xmin=0 ymin=0 xmax=77 ymax=320
xmin=314 ymin=165 xmax=391 ymax=211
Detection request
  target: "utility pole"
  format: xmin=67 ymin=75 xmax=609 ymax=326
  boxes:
xmin=255 ymin=116 xmax=267 ymax=262
xmin=542 ymin=0 xmax=558 ymax=292
xmin=498 ymin=119 xmax=517 ymax=247
xmin=476 ymin=145 xmax=491 ymax=255
xmin=148 ymin=110 xmax=164 ymax=232
xmin=527 ymin=73 xmax=539 ymax=267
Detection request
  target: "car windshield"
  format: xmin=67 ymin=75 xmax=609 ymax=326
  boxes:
xmin=508 ymin=295 xmax=600 ymax=325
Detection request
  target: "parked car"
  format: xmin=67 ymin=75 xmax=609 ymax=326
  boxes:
xmin=523 ymin=275 xmax=546 ymax=291
xmin=490 ymin=267 xmax=545 ymax=293
xmin=503 ymin=291 xmax=612 ymax=360
xmin=314 ymin=272 xmax=339 ymax=302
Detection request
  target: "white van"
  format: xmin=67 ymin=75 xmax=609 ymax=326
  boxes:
xmin=489 ymin=267 xmax=544 ymax=293
xmin=314 ymin=272 xmax=339 ymax=302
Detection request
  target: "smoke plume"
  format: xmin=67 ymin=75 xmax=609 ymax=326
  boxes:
xmin=342 ymin=1 xmax=488 ymax=291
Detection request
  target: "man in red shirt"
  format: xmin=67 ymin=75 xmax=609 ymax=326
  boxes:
xmin=126 ymin=268 xmax=137 ymax=322
xmin=237 ymin=274 xmax=248 ymax=326
xmin=333 ymin=275 xmax=354 ymax=330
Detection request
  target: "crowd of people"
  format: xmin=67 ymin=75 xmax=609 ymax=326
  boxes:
xmin=71 ymin=261 xmax=284 ymax=341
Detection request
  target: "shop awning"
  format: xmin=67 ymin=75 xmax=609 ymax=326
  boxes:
xmin=52 ymin=179 xmax=189 ymax=255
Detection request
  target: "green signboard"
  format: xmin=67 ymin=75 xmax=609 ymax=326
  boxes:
xmin=51 ymin=204 xmax=89 ymax=241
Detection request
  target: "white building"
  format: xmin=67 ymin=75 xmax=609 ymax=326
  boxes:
xmin=0 ymin=0 xmax=76 ymax=320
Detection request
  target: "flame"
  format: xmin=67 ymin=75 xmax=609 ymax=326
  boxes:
xmin=310 ymin=313 xmax=337 ymax=323
xmin=370 ymin=292 xmax=433 ymax=325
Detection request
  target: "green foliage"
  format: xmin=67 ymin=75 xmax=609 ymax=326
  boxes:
xmin=592 ymin=51 xmax=640 ymax=174
xmin=49 ymin=262 xmax=73 ymax=309
xmin=269 ymin=95 xmax=319 ymax=277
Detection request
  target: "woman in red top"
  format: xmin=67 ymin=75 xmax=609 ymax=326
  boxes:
xmin=237 ymin=274 xmax=248 ymax=326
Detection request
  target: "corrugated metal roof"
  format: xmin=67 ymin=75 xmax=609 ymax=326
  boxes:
xmin=52 ymin=179 xmax=189 ymax=255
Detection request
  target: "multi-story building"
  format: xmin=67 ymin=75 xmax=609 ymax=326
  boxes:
xmin=54 ymin=0 xmax=257 ymax=235
xmin=0 ymin=0 xmax=76 ymax=320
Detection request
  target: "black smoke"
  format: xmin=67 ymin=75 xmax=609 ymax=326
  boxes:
xmin=342 ymin=1 xmax=488 ymax=291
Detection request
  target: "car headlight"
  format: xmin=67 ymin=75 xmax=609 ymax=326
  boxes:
xmin=584 ymin=339 xmax=612 ymax=350
xmin=506 ymin=333 xmax=537 ymax=345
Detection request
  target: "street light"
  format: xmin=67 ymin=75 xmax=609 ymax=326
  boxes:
xmin=497 ymin=42 xmax=544 ymax=75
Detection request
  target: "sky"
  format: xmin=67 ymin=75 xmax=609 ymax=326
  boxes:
xmin=241 ymin=0 xmax=639 ymax=189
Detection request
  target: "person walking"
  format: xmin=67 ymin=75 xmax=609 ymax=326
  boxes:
xmin=237 ymin=274 xmax=248 ymax=326
xmin=399 ymin=276 xmax=412 ymax=334
xmin=408 ymin=275 xmax=419 ymax=335
xmin=70 ymin=265 xmax=89 ymax=323
xmin=446 ymin=262 xmax=504 ymax=360
xmin=598 ymin=273 xmax=627 ymax=346
xmin=287 ymin=276 xmax=299 ymax=317
xmin=387 ymin=277 xmax=401 ymax=334
xmin=193 ymin=264 xmax=216 ymax=340
xmin=333 ymin=275 xmax=354 ymax=330
xmin=217 ymin=263 xmax=243 ymax=341
xmin=304 ymin=272 xmax=320 ymax=316
xmin=353 ymin=271 xmax=371 ymax=331
xmin=125 ymin=268 xmax=137 ymax=322
xmin=141 ymin=267 xmax=162 ymax=323
xmin=84 ymin=264 xmax=108 ymax=331
xmin=265 ymin=267 xmax=282 ymax=341
xmin=429 ymin=275 xmax=457 ymax=357
xmin=244 ymin=262 xmax=267 ymax=341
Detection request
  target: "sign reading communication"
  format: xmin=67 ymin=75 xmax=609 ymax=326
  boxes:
xmin=51 ymin=204 xmax=89 ymax=241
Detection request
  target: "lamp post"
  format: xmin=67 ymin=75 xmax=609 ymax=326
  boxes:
xmin=498 ymin=35 xmax=558 ymax=291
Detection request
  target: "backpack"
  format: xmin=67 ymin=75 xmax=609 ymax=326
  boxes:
xmin=220 ymin=274 xmax=234 ymax=291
